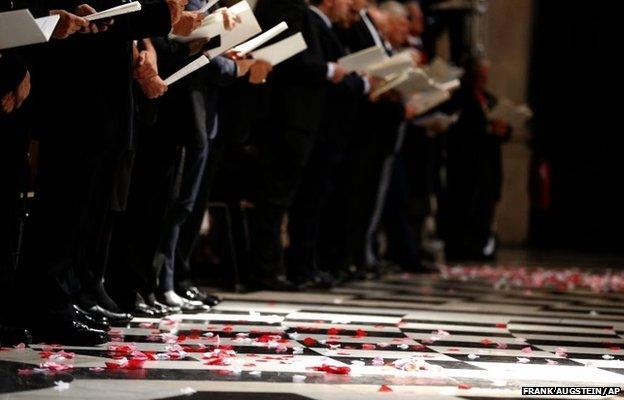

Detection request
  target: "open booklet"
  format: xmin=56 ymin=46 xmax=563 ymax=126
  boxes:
xmin=85 ymin=1 xmax=142 ymax=21
xmin=413 ymin=111 xmax=460 ymax=130
xmin=365 ymin=51 xmax=415 ymax=79
xmin=338 ymin=45 xmax=387 ymax=72
xmin=171 ymin=0 xmax=262 ymax=58
xmin=250 ymin=32 xmax=307 ymax=66
xmin=232 ymin=22 xmax=288 ymax=55
xmin=163 ymin=55 xmax=210 ymax=85
xmin=371 ymin=68 xmax=435 ymax=99
xmin=488 ymin=98 xmax=533 ymax=131
xmin=0 ymin=9 xmax=59 ymax=50
xmin=423 ymin=57 xmax=464 ymax=85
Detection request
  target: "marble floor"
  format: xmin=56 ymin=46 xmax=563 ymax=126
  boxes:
xmin=3 ymin=261 xmax=624 ymax=399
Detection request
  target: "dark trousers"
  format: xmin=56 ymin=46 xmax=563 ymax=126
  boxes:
xmin=157 ymin=142 xmax=208 ymax=292
xmin=18 ymin=130 xmax=122 ymax=322
xmin=0 ymin=116 xmax=28 ymax=323
xmin=252 ymin=125 xmax=317 ymax=277
xmin=106 ymin=123 xmax=178 ymax=305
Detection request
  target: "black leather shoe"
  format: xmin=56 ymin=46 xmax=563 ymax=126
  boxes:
xmin=177 ymin=286 xmax=222 ymax=307
xmin=249 ymin=274 xmax=301 ymax=291
xmin=145 ymin=294 xmax=180 ymax=315
xmin=127 ymin=302 xmax=157 ymax=318
xmin=73 ymin=305 xmax=110 ymax=331
xmin=0 ymin=324 xmax=32 ymax=346
xmin=84 ymin=305 xmax=133 ymax=325
xmin=32 ymin=321 xmax=108 ymax=346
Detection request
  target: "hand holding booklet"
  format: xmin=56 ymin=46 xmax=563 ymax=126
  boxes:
xmin=232 ymin=22 xmax=288 ymax=55
xmin=371 ymin=68 xmax=435 ymax=99
xmin=338 ymin=45 xmax=387 ymax=72
xmin=163 ymin=55 xmax=210 ymax=85
xmin=0 ymin=9 xmax=59 ymax=50
xmin=85 ymin=1 xmax=142 ymax=21
xmin=250 ymin=32 xmax=307 ymax=66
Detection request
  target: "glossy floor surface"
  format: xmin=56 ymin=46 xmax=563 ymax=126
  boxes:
xmin=3 ymin=256 xmax=624 ymax=399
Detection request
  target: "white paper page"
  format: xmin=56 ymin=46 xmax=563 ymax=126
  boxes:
xmin=174 ymin=0 xmax=259 ymax=48
xmin=371 ymin=68 xmax=434 ymax=99
xmin=164 ymin=55 xmax=210 ymax=85
xmin=250 ymin=32 xmax=307 ymax=66
xmin=197 ymin=0 xmax=220 ymax=14
xmin=408 ymin=89 xmax=451 ymax=116
xmin=435 ymin=78 xmax=460 ymax=92
xmin=413 ymin=111 xmax=459 ymax=130
xmin=423 ymin=57 xmax=464 ymax=84
xmin=85 ymin=1 xmax=142 ymax=21
xmin=0 ymin=9 xmax=52 ymax=50
xmin=488 ymin=98 xmax=533 ymax=130
xmin=338 ymin=45 xmax=387 ymax=72
xmin=232 ymin=22 xmax=288 ymax=55
xmin=35 ymin=14 xmax=61 ymax=41
xmin=365 ymin=51 xmax=414 ymax=79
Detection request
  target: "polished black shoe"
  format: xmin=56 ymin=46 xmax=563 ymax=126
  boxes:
xmin=0 ymin=324 xmax=32 ymax=346
xmin=249 ymin=274 xmax=301 ymax=291
xmin=84 ymin=305 xmax=133 ymax=325
xmin=126 ymin=301 xmax=157 ymax=318
xmin=177 ymin=285 xmax=222 ymax=307
xmin=145 ymin=294 xmax=180 ymax=315
xmin=73 ymin=305 xmax=110 ymax=331
xmin=32 ymin=321 xmax=108 ymax=346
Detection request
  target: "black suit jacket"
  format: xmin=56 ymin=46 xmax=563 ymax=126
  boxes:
xmin=308 ymin=9 xmax=365 ymax=145
xmin=35 ymin=0 xmax=171 ymax=147
xmin=254 ymin=0 xmax=327 ymax=134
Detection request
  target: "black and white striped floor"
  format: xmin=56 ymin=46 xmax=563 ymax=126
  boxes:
xmin=2 ymin=267 xmax=624 ymax=399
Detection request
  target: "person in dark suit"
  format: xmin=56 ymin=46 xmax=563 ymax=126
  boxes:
xmin=286 ymin=0 xmax=371 ymax=287
xmin=0 ymin=49 xmax=33 ymax=346
xmin=441 ymin=56 xmax=511 ymax=261
xmin=15 ymin=0 xmax=182 ymax=345
xmin=335 ymin=0 xmax=412 ymax=276
xmin=249 ymin=0 xmax=349 ymax=290
xmin=0 ymin=0 xmax=110 ymax=346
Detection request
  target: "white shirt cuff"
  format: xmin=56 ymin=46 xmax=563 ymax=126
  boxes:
xmin=362 ymin=76 xmax=371 ymax=94
xmin=326 ymin=62 xmax=335 ymax=80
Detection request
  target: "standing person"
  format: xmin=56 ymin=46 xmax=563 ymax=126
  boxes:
xmin=0 ymin=0 xmax=114 ymax=345
xmin=16 ymin=0 xmax=184 ymax=345
xmin=0 ymin=49 xmax=33 ymax=346
xmin=286 ymin=0 xmax=371 ymax=287
xmin=442 ymin=56 xmax=511 ymax=261
xmin=337 ymin=0 xmax=414 ymax=276
xmin=250 ymin=0 xmax=348 ymax=290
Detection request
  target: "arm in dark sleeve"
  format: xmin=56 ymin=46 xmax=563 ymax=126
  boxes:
xmin=340 ymin=72 xmax=365 ymax=95
xmin=0 ymin=51 xmax=27 ymax=95
xmin=255 ymin=0 xmax=326 ymax=85
xmin=151 ymin=36 xmax=191 ymax=77
xmin=203 ymin=55 xmax=237 ymax=87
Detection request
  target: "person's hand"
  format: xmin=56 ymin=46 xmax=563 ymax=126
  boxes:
xmin=248 ymin=59 xmax=273 ymax=84
xmin=490 ymin=118 xmax=508 ymax=137
xmin=137 ymin=75 xmax=168 ymax=99
xmin=75 ymin=4 xmax=114 ymax=33
xmin=365 ymin=74 xmax=384 ymax=94
xmin=235 ymin=59 xmax=255 ymax=77
xmin=1 ymin=92 xmax=16 ymax=114
xmin=404 ymin=103 xmax=418 ymax=120
xmin=1 ymin=71 xmax=31 ymax=113
xmin=172 ymin=11 xmax=204 ymax=36
xmin=134 ymin=49 xmax=158 ymax=80
xmin=224 ymin=49 xmax=245 ymax=60
xmin=221 ymin=8 xmax=241 ymax=31
xmin=166 ymin=0 xmax=188 ymax=25
xmin=49 ymin=9 xmax=89 ymax=39
xmin=14 ymin=71 xmax=31 ymax=108
xmin=329 ymin=63 xmax=349 ymax=84
xmin=188 ymin=38 xmax=209 ymax=55
xmin=406 ymin=48 xmax=422 ymax=66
